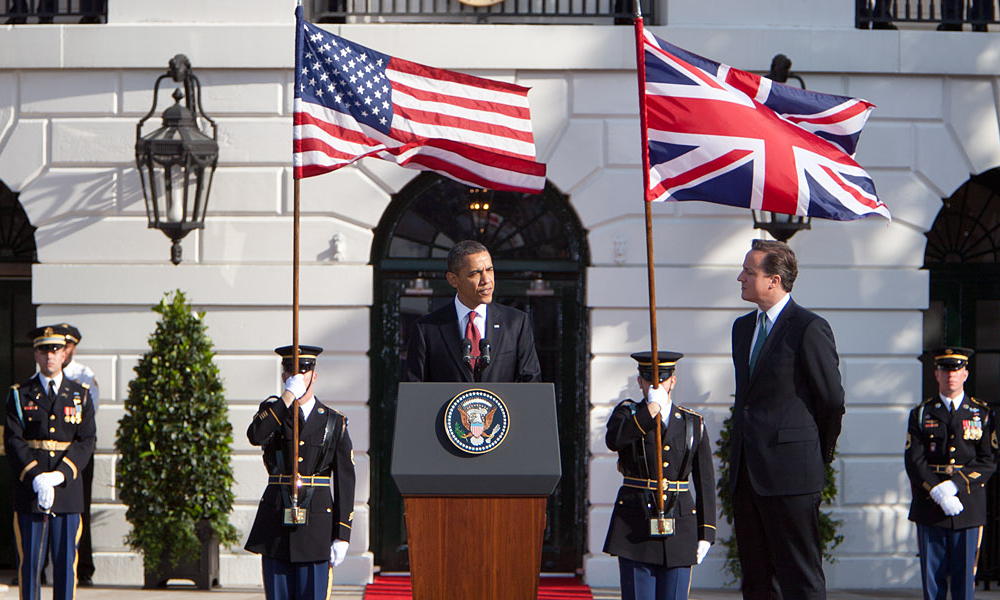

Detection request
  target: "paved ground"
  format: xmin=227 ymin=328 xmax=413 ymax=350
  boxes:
xmin=3 ymin=584 xmax=1000 ymax=599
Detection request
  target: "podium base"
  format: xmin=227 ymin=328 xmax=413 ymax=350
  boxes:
xmin=404 ymin=496 xmax=546 ymax=600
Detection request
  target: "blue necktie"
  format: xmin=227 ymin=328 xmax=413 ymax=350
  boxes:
xmin=749 ymin=312 xmax=769 ymax=372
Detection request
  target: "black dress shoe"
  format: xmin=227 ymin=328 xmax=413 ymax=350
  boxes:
xmin=872 ymin=21 xmax=898 ymax=29
xmin=78 ymin=576 xmax=94 ymax=587
xmin=937 ymin=22 xmax=962 ymax=30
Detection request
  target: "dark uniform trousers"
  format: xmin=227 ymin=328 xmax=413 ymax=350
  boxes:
xmin=905 ymin=396 xmax=997 ymax=600
xmin=3 ymin=375 xmax=95 ymax=600
xmin=245 ymin=397 xmax=355 ymax=600
xmin=603 ymin=399 xmax=716 ymax=600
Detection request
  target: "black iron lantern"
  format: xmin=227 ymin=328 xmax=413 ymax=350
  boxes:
xmin=135 ymin=54 xmax=218 ymax=265
xmin=753 ymin=54 xmax=811 ymax=243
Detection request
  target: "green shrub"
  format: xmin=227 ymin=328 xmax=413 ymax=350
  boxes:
xmin=115 ymin=290 xmax=238 ymax=571
xmin=714 ymin=406 xmax=843 ymax=583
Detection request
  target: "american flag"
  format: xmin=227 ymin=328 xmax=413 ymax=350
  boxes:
xmin=292 ymin=7 xmax=546 ymax=193
xmin=641 ymin=30 xmax=890 ymax=221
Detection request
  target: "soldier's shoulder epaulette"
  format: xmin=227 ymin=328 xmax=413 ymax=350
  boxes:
xmin=969 ymin=396 xmax=988 ymax=408
xmin=919 ymin=397 xmax=936 ymax=407
xmin=80 ymin=382 xmax=90 ymax=390
xmin=676 ymin=405 xmax=702 ymax=417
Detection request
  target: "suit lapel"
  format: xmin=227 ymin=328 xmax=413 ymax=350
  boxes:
xmin=481 ymin=304 xmax=506 ymax=380
xmin=733 ymin=312 xmax=755 ymax=389
xmin=437 ymin=310 xmax=472 ymax=382
xmin=748 ymin=300 xmax=795 ymax=389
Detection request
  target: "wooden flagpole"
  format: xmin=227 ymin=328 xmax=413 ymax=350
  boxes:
xmin=290 ymin=0 xmax=304 ymax=519
xmin=633 ymin=1 xmax=667 ymax=528
xmin=291 ymin=178 xmax=302 ymax=511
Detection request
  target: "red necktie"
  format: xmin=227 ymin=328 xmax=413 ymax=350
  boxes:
xmin=465 ymin=310 xmax=481 ymax=369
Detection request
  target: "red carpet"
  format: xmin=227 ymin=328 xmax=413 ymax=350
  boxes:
xmin=364 ymin=575 xmax=593 ymax=599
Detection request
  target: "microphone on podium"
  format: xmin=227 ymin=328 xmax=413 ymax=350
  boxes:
xmin=478 ymin=339 xmax=492 ymax=368
xmin=462 ymin=338 xmax=474 ymax=370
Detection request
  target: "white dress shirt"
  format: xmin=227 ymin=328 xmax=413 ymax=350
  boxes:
xmin=37 ymin=372 xmax=64 ymax=397
xmin=749 ymin=293 xmax=792 ymax=362
xmin=939 ymin=391 xmax=965 ymax=412
xmin=454 ymin=296 xmax=487 ymax=342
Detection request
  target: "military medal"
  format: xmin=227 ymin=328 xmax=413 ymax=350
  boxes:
xmin=963 ymin=418 xmax=983 ymax=440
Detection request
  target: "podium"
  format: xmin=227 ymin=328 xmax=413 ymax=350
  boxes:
xmin=392 ymin=382 xmax=561 ymax=600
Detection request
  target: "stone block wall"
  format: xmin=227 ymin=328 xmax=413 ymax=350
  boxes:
xmin=3 ymin=9 xmax=1000 ymax=589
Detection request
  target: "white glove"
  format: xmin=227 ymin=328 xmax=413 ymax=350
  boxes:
xmin=930 ymin=480 xmax=958 ymax=504
xmin=696 ymin=540 xmax=711 ymax=565
xmin=32 ymin=476 xmax=55 ymax=511
xmin=330 ymin=540 xmax=349 ymax=567
xmin=284 ymin=374 xmax=307 ymax=400
xmin=646 ymin=384 xmax=671 ymax=417
xmin=35 ymin=471 xmax=65 ymax=488
xmin=940 ymin=495 xmax=964 ymax=516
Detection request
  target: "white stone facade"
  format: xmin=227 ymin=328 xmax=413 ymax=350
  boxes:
xmin=2 ymin=0 xmax=999 ymax=590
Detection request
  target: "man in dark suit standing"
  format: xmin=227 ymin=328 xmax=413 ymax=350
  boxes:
xmin=729 ymin=239 xmax=845 ymax=600
xmin=404 ymin=240 xmax=541 ymax=383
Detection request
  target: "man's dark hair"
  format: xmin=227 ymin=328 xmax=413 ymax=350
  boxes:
xmin=751 ymin=239 xmax=797 ymax=292
xmin=447 ymin=240 xmax=490 ymax=274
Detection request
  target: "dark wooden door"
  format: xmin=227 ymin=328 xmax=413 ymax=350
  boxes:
xmin=369 ymin=272 xmax=588 ymax=572
xmin=368 ymin=173 xmax=590 ymax=573
xmin=0 ymin=182 xmax=38 ymax=569
xmin=922 ymin=168 xmax=1000 ymax=584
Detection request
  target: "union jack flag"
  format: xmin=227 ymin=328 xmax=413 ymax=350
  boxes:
xmin=293 ymin=6 xmax=546 ymax=193
xmin=642 ymin=31 xmax=890 ymax=221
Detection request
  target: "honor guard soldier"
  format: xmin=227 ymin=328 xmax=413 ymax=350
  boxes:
xmin=603 ymin=352 xmax=716 ymax=600
xmin=245 ymin=345 xmax=356 ymax=600
xmin=52 ymin=323 xmax=98 ymax=587
xmin=4 ymin=326 xmax=96 ymax=600
xmin=905 ymin=347 xmax=997 ymax=600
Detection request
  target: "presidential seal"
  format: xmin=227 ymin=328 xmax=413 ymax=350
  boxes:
xmin=443 ymin=388 xmax=510 ymax=454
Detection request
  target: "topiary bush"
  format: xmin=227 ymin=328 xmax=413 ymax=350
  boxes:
xmin=714 ymin=406 xmax=843 ymax=583
xmin=116 ymin=290 xmax=238 ymax=572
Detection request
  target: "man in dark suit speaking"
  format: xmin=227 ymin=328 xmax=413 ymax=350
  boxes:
xmin=404 ymin=240 xmax=541 ymax=383
xmin=729 ymin=239 xmax=845 ymax=600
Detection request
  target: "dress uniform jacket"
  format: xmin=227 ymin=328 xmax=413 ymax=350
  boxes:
xmin=245 ymin=396 xmax=355 ymax=563
xmin=604 ymin=399 xmax=716 ymax=567
xmin=3 ymin=374 xmax=96 ymax=513
xmin=905 ymin=395 xmax=997 ymax=529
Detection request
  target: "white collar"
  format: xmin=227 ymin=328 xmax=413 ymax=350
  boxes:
xmin=37 ymin=371 xmax=63 ymax=394
xmin=939 ymin=391 xmax=965 ymax=411
xmin=298 ymin=396 xmax=317 ymax=420
xmin=759 ymin=293 xmax=791 ymax=324
xmin=454 ymin=295 xmax=487 ymax=322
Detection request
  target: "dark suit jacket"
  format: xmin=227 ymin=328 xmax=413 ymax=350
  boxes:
xmin=729 ymin=298 xmax=845 ymax=497
xmin=404 ymin=301 xmax=541 ymax=383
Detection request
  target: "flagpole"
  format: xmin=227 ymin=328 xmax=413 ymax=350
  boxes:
xmin=633 ymin=1 xmax=667 ymax=530
xmin=291 ymin=0 xmax=303 ymax=517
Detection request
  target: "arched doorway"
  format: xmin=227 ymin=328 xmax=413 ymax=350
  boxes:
xmin=369 ymin=173 xmax=590 ymax=572
xmin=922 ymin=167 xmax=1000 ymax=583
xmin=0 ymin=180 xmax=39 ymax=568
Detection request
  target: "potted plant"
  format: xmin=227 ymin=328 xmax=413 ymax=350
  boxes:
xmin=116 ymin=290 xmax=238 ymax=588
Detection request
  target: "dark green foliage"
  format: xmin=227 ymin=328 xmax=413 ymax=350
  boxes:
xmin=714 ymin=406 xmax=844 ymax=583
xmin=115 ymin=290 xmax=238 ymax=572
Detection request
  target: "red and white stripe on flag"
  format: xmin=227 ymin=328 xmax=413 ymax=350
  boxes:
xmin=293 ymin=10 xmax=546 ymax=193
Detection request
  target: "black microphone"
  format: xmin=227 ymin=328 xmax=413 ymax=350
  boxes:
xmin=478 ymin=339 xmax=492 ymax=368
xmin=462 ymin=338 xmax=474 ymax=368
